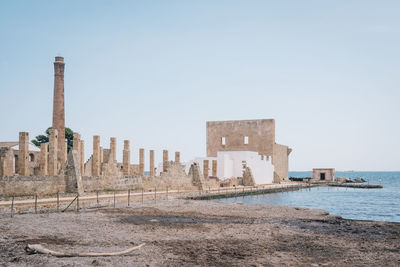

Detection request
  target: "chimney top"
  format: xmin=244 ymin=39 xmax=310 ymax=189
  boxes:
xmin=55 ymin=56 xmax=64 ymax=63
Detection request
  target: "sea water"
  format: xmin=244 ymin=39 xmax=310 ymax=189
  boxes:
xmin=217 ymin=172 xmax=400 ymax=223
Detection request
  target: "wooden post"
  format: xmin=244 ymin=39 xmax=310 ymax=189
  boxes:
xmin=128 ymin=189 xmax=130 ymax=206
xmin=76 ymin=195 xmax=79 ymax=212
xmin=35 ymin=195 xmax=38 ymax=214
xmin=57 ymin=192 xmax=59 ymax=212
xmin=11 ymin=196 xmax=14 ymax=218
xmin=96 ymin=191 xmax=99 ymax=205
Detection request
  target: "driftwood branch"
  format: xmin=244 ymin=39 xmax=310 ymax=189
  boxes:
xmin=25 ymin=243 xmax=145 ymax=257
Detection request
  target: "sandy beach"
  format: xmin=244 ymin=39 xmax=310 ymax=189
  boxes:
xmin=0 ymin=200 xmax=399 ymax=266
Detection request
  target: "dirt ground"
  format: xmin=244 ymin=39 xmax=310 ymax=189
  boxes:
xmin=0 ymin=200 xmax=399 ymax=266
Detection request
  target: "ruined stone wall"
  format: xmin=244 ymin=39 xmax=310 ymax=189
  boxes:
xmin=81 ymin=176 xmax=142 ymax=192
xmin=0 ymin=148 xmax=14 ymax=177
xmin=84 ymin=156 xmax=93 ymax=176
xmin=272 ymin=143 xmax=291 ymax=183
xmin=143 ymin=162 xmax=197 ymax=190
xmin=0 ymin=176 xmax=68 ymax=197
xmin=12 ymin=150 xmax=40 ymax=176
xmin=206 ymin=119 xmax=275 ymax=157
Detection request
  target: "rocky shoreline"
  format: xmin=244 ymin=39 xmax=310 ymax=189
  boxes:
xmin=0 ymin=200 xmax=399 ymax=266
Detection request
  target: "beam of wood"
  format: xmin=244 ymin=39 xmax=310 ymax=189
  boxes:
xmin=25 ymin=243 xmax=145 ymax=257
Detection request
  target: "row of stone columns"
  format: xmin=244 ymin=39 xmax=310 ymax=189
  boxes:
xmin=14 ymin=131 xmax=191 ymax=178
xmin=91 ymin=136 xmax=182 ymax=176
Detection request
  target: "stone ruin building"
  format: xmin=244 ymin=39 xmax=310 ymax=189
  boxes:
xmin=0 ymin=56 xmax=292 ymax=198
xmin=312 ymin=168 xmax=335 ymax=182
xmin=185 ymin=119 xmax=292 ymax=186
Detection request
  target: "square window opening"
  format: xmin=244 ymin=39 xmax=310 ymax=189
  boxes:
xmin=244 ymin=136 xmax=249 ymax=145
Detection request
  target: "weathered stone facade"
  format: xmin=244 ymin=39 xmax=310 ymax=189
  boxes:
xmin=207 ymin=119 xmax=275 ymax=157
xmin=273 ymin=144 xmax=292 ymax=182
xmin=0 ymin=175 xmax=68 ymax=197
xmin=206 ymin=119 xmax=291 ymax=183
xmin=312 ymin=168 xmax=335 ymax=182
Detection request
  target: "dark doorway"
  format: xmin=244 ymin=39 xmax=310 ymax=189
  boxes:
xmin=320 ymin=173 xmax=326 ymax=180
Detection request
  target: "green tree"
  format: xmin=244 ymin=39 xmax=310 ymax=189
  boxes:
xmin=32 ymin=127 xmax=74 ymax=152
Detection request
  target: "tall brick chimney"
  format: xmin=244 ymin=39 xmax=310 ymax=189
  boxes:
xmin=52 ymin=56 xmax=66 ymax=165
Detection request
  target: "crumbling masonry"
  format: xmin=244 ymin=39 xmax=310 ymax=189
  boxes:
xmin=0 ymin=56 xmax=292 ymax=198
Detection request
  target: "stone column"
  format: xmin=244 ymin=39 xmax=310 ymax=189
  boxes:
xmin=80 ymin=140 xmax=85 ymax=175
xmin=92 ymin=136 xmax=101 ymax=176
xmin=52 ymin=56 xmax=66 ymax=166
xmin=73 ymin=133 xmax=81 ymax=173
xmin=162 ymin=150 xmax=168 ymax=172
xmin=123 ymin=140 xmax=130 ymax=176
xmin=110 ymin=137 xmax=117 ymax=163
xmin=203 ymin=160 xmax=209 ymax=179
xmin=48 ymin=129 xmax=58 ymax=176
xmin=212 ymin=160 xmax=217 ymax=177
xmin=0 ymin=158 xmax=6 ymax=177
xmin=175 ymin=152 xmax=180 ymax=163
xmin=100 ymin=147 xmax=104 ymax=164
xmin=149 ymin=150 xmax=155 ymax=176
xmin=39 ymin=143 xmax=48 ymax=175
xmin=64 ymin=139 xmax=68 ymax=164
xmin=18 ymin=132 xmax=29 ymax=175
xmin=73 ymin=133 xmax=81 ymax=152
xmin=139 ymin=148 xmax=145 ymax=176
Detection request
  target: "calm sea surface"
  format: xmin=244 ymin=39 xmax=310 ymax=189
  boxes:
xmin=217 ymin=172 xmax=400 ymax=223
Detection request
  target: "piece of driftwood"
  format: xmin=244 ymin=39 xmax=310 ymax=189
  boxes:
xmin=25 ymin=243 xmax=145 ymax=257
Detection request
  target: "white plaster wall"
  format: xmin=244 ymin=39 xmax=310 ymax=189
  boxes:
xmin=12 ymin=143 xmax=41 ymax=152
xmin=217 ymin=151 xmax=274 ymax=185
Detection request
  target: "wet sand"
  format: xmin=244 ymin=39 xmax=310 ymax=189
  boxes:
xmin=0 ymin=200 xmax=399 ymax=266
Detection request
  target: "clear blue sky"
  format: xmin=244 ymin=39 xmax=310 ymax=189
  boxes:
xmin=1 ymin=1 xmax=399 ymax=171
